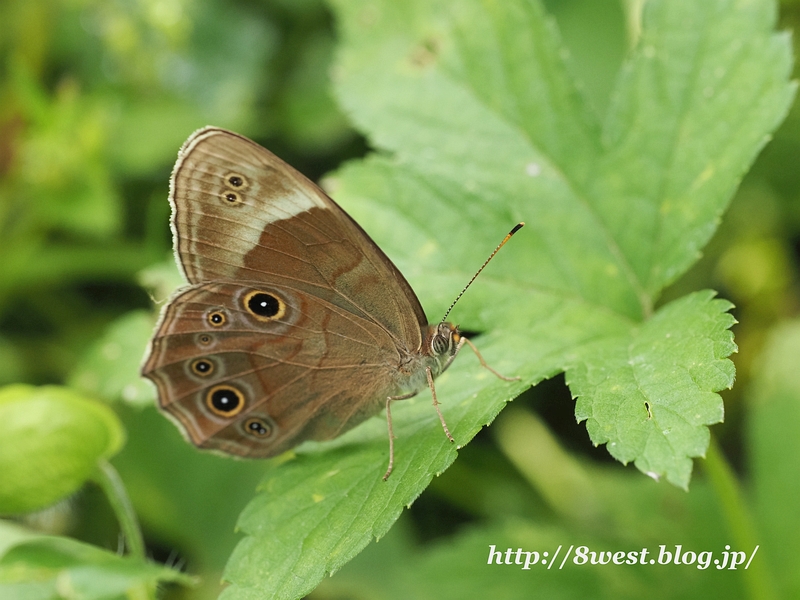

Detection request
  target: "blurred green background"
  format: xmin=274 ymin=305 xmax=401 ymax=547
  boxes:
xmin=1 ymin=0 xmax=799 ymax=598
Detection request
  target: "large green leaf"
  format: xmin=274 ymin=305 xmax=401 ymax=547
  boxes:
xmin=209 ymin=0 xmax=793 ymax=597
xmin=311 ymin=410 xmax=743 ymax=600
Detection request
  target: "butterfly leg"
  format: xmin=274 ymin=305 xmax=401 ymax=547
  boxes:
xmin=463 ymin=337 xmax=520 ymax=381
xmin=425 ymin=366 xmax=455 ymax=445
xmin=383 ymin=390 xmax=419 ymax=481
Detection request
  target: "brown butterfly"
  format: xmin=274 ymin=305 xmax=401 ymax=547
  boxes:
xmin=142 ymin=127 xmax=520 ymax=479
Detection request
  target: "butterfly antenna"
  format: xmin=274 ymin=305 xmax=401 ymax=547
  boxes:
xmin=440 ymin=222 xmax=524 ymax=323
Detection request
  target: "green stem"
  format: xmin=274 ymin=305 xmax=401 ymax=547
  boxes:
xmin=92 ymin=459 xmax=145 ymax=559
xmin=702 ymin=434 xmax=776 ymax=600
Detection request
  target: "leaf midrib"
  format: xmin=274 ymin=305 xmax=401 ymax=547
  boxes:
xmin=440 ymin=27 xmax=654 ymax=321
xmin=638 ymin=2 xmax=713 ymax=298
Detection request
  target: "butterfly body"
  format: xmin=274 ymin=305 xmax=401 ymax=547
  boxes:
xmin=142 ymin=127 xmax=461 ymax=461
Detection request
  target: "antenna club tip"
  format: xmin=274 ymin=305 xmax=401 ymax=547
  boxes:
xmin=440 ymin=221 xmax=523 ymax=322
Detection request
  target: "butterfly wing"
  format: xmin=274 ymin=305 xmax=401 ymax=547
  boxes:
xmin=142 ymin=281 xmax=405 ymax=456
xmin=144 ymin=127 xmax=432 ymax=456
xmin=169 ymin=126 xmax=427 ymax=346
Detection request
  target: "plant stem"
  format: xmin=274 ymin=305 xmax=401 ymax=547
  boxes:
xmin=93 ymin=459 xmax=145 ymax=559
xmin=703 ymin=434 xmax=776 ymax=600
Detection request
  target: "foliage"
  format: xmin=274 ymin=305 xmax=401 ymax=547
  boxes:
xmin=1 ymin=0 xmax=799 ymax=599
xmin=0 ymin=385 xmax=124 ymax=514
xmin=0 ymin=519 xmax=192 ymax=599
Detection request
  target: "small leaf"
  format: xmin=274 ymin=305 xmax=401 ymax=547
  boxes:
xmin=0 ymin=385 xmax=125 ymax=514
xmin=568 ymin=292 xmax=735 ymax=489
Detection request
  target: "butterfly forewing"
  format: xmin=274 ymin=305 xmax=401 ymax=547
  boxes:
xmin=169 ymin=127 xmax=427 ymax=345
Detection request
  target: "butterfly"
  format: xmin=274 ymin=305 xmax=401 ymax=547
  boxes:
xmin=142 ymin=127 xmax=520 ymax=479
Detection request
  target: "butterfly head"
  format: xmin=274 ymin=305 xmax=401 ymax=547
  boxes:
xmin=428 ymin=322 xmax=460 ymax=359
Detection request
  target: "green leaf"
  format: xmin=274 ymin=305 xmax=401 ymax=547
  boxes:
xmin=748 ymin=320 xmax=800 ymax=598
xmin=568 ymin=292 xmax=735 ymax=489
xmin=212 ymin=0 xmax=793 ymax=596
xmin=220 ymin=378 xmax=520 ymax=600
xmin=0 ymin=520 xmax=192 ymax=599
xmin=0 ymin=385 xmax=125 ymax=514
xmin=315 ymin=409 xmax=750 ymax=599
xmin=595 ymin=1 xmax=796 ymax=297
xmin=327 ymin=519 xmax=611 ymax=599
xmin=314 ymin=485 xmax=740 ymax=600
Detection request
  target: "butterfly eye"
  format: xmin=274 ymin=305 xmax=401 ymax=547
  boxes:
xmin=431 ymin=334 xmax=450 ymax=356
xmin=244 ymin=417 xmax=272 ymax=438
xmin=205 ymin=385 xmax=245 ymax=417
xmin=190 ymin=358 xmax=214 ymax=377
xmin=224 ymin=172 xmax=248 ymax=190
xmin=243 ymin=290 xmax=286 ymax=321
xmin=207 ymin=310 xmax=227 ymax=327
